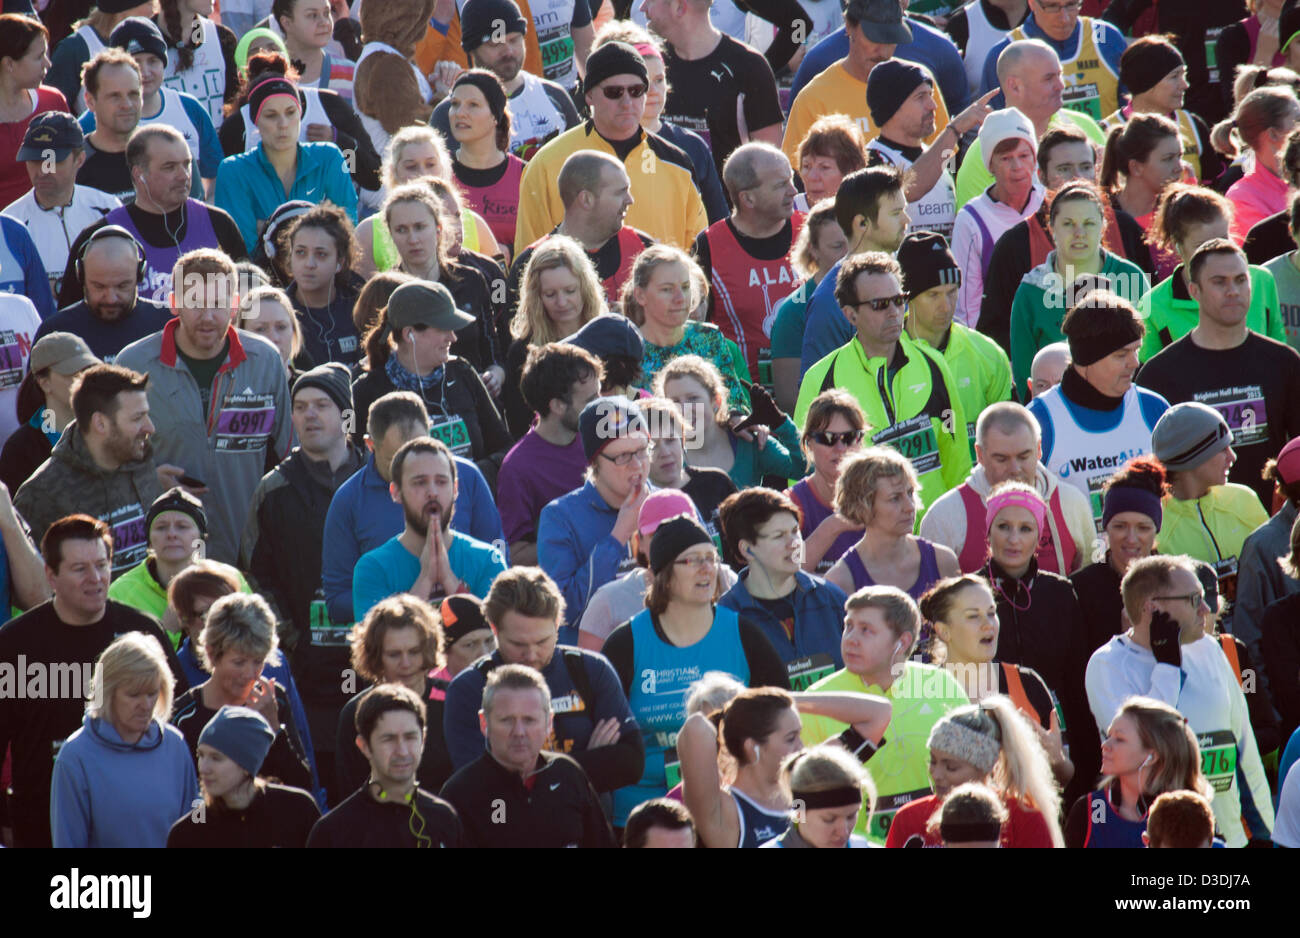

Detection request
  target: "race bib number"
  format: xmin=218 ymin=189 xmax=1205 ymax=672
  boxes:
xmin=1206 ymin=28 xmax=1225 ymax=85
xmin=309 ymin=599 xmax=353 ymax=647
xmin=215 ymin=394 xmax=275 ymax=453
xmin=787 ymin=654 xmax=835 ymax=691
xmin=1062 ymin=81 xmax=1102 ymax=120
xmin=867 ymin=788 xmax=930 ymax=842
xmin=873 ymin=415 xmax=940 ymax=475
xmin=1212 ymin=556 xmax=1239 ymax=605
xmin=1198 ymin=729 xmax=1238 ymax=792
xmin=757 ymin=347 xmax=774 ymax=394
xmin=429 ymin=414 xmax=471 ymax=456
xmin=1201 ymin=387 xmax=1268 ymax=448
xmin=0 ymin=330 xmax=26 ymax=388
xmin=540 ymin=35 xmax=575 ymax=75
xmin=664 ymin=746 xmax=682 ymax=790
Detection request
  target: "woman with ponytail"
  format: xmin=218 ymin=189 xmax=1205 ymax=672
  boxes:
xmin=921 ymin=574 xmax=1073 ymax=787
xmin=885 ymin=695 xmax=1063 ymax=848
xmin=677 ymin=685 xmax=890 ymax=848
xmin=763 ymin=745 xmax=876 ymax=849
xmin=155 ymin=0 xmax=238 ymax=127
xmin=1099 ymin=113 xmax=1186 ymax=278
xmin=1222 ymin=86 xmax=1300 ymax=241
xmin=1064 ymin=695 xmax=1214 ymax=847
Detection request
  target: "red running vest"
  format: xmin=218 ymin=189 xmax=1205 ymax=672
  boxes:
xmin=956 ymin=483 xmax=1077 ymax=575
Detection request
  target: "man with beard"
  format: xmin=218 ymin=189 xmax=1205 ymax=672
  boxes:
xmin=34 ymin=226 xmax=171 ymax=362
xmin=353 ymin=436 xmax=507 ymax=619
xmin=14 ymin=363 xmax=163 ymax=578
xmin=58 ymin=125 xmax=247 ymax=307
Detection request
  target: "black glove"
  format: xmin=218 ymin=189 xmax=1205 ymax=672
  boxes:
xmin=735 ymin=380 xmax=788 ymax=432
xmin=1148 ymin=609 xmax=1182 ymax=668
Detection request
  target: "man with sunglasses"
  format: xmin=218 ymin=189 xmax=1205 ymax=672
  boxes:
xmin=538 ymin=395 xmax=655 ymax=638
xmin=513 ymin=41 xmax=706 ymax=255
xmin=795 ymin=251 xmax=971 ymax=515
xmin=975 ymin=0 xmax=1126 ymax=123
xmin=1086 ymin=553 xmax=1274 ymax=847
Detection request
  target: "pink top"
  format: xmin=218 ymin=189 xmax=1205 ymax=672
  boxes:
xmin=1228 ymin=163 xmax=1292 ymax=245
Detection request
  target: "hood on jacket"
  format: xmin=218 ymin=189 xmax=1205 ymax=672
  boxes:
xmin=966 ymin=463 xmax=1062 ymax=501
xmin=52 ymin=420 xmax=155 ymax=480
xmin=84 ymin=712 xmax=166 ymax=753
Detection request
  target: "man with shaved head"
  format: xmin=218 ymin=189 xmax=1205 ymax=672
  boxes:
xmin=956 ymin=38 xmax=1106 ymax=206
xmin=509 ymin=150 xmax=654 ymax=308
xmin=693 ymin=142 xmax=804 ymax=379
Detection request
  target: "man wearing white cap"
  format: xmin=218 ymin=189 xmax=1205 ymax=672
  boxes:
xmin=950 ymin=106 xmax=1045 ymax=328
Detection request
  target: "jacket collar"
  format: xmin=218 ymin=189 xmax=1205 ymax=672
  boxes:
xmin=159 ymin=317 xmax=248 ymax=372
xmin=733 ymin=567 xmax=815 ymax=608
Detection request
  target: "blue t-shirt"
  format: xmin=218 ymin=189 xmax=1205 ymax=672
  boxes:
xmin=34 ymin=298 xmax=173 ymax=363
xmin=800 ymin=259 xmax=853 ymax=375
xmin=352 ymin=529 xmax=507 ymax=619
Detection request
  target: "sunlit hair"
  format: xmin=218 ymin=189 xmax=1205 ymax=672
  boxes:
xmin=381 ymin=125 xmax=452 ymax=191
xmin=197 ymin=592 xmax=281 ymax=671
xmin=88 ymin=632 xmax=175 ymax=726
xmin=791 ymin=199 xmax=844 ymax=280
xmin=350 ymin=594 xmax=445 ymax=683
xmin=1101 ymin=696 xmax=1214 ymax=805
xmin=653 ymin=354 xmax=729 ymax=425
xmin=239 ymin=285 xmax=303 ymax=360
xmin=833 ymin=446 xmax=918 ymax=527
xmin=511 ymin=235 xmax=605 ymax=344
xmin=620 ymin=244 xmax=700 ymax=327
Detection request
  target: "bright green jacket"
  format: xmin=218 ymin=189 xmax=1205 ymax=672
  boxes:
xmin=1155 ymin=484 xmax=1269 ymax=568
xmin=1010 ymin=250 xmax=1150 ymax=391
xmin=795 ymin=332 xmax=972 ymax=514
xmin=108 ymin=558 xmax=254 ymax=649
xmin=1137 ymin=265 xmax=1284 ymax=363
xmin=915 ymin=322 xmax=1013 ymax=460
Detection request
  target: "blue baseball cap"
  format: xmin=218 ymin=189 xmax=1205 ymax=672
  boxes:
xmin=17 ymin=112 xmax=84 ymax=162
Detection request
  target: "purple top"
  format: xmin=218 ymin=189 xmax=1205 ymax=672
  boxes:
xmin=842 ymin=537 xmax=943 ymax=601
xmin=497 ymin=428 xmax=589 ymax=545
xmin=789 ymin=478 xmax=857 ymax=574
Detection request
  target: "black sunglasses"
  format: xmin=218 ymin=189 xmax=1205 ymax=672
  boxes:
xmin=809 ymin=430 xmax=864 ymax=447
xmin=601 ymin=83 xmax=648 ymax=100
xmin=854 ymin=294 xmax=908 ymax=312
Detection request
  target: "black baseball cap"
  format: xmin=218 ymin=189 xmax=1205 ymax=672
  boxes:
xmin=17 ymin=112 xmax=84 ymax=162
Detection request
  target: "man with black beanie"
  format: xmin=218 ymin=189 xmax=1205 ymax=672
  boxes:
xmin=514 ymin=41 xmax=706 ymax=253
xmin=1028 ymin=289 xmax=1170 ymax=532
xmin=898 ymin=231 xmax=1011 ymax=459
xmin=429 ymin=0 xmax=580 ymax=162
xmin=241 ymin=361 xmax=365 ymax=790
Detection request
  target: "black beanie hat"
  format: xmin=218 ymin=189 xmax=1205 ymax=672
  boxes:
xmin=1119 ymin=39 xmax=1184 ymax=98
xmin=460 ymin=0 xmax=528 ymax=54
xmin=147 ymin=487 xmax=208 ymax=539
xmin=897 ymin=231 xmax=961 ymax=297
xmin=292 ymin=362 xmax=353 ymax=415
xmin=452 ymin=69 xmax=508 ymax=128
xmin=649 ymin=516 xmax=712 ymax=574
xmin=582 ymin=41 xmax=647 ymax=95
xmin=866 ymin=59 xmax=932 ymax=128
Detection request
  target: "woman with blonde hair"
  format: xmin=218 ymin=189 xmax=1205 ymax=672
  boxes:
xmin=824 ymin=447 xmax=959 ymax=599
xmin=763 ymin=745 xmax=877 ymax=848
xmin=1065 ymin=695 xmax=1215 ymax=847
xmin=171 ymin=593 xmax=312 ymax=792
xmin=239 ymin=285 xmax=304 ymax=381
xmin=886 ymin=695 xmax=1063 ymax=848
xmin=628 ymin=244 xmax=753 ymax=416
xmin=655 ymin=354 xmax=805 ymax=489
xmin=501 ymin=234 xmax=605 ymax=435
xmin=50 ymin=632 xmax=197 ymax=847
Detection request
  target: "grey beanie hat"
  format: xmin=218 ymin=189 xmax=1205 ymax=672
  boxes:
xmin=1151 ymin=401 xmax=1232 ymax=472
xmin=198 ymin=706 xmax=275 ymax=777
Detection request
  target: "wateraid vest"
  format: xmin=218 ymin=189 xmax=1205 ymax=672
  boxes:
xmin=868 ymin=138 xmax=957 ymax=241
xmin=240 ymin=88 xmax=330 ymax=151
xmin=1039 ymin=384 xmax=1152 ymax=531
xmin=106 ymin=199 xmax=218 ymax=303
xmin=613 ymin=605 xmax=749 ymax=825
xmin=962 ymin=0 xmax=1012 ymax=93
xmin=71 ymin=25 xmax=106 ymax=116
xmin=163 ymin=18 xmax=227 ymax=127
xmin=1010 ymin=18 xmax=1118 ymax=122
xmin=703 ymin=214 xmax=804 ymax=376
xmin=956 ymin=482 xmax=1076 ymax=574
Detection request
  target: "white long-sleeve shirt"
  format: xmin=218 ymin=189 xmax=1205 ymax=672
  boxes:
xmin=950 ymin=181 xmax=1045 ymax=328
xmin=1085 ymin=633 xmax=1274 ymax=847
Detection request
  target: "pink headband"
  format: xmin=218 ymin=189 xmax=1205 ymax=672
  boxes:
xmin=985 ymin=489 xmax=1046 ymax=534
xmin=248 ymin=76 xmax=301 ymax=126
xmin=634 ymin=42 xmax=661 ymax=60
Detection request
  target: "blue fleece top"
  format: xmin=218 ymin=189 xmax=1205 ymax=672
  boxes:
xmin=215 ymin=142 xmax=359 ymax=253
xmin=801 ymin=258 xmax=853 ymax=376
xmin=538 ymin=479 xmax=639 ymax=632
xmin=656 ymin=122 xmax=729 ymax=224
xmin=352 ymin=529 xmax=508 ymax=619
xmin=50 ymin=714 xmax=198 ymax=848
xmin=977 ymin=16 xmax=1127 ymax=107
xmin=34 ymin=296 xmax=172 ymax=363
xmin=718 ymin=568 xmax=847 ymax=675
xmin=0 ymin=215 xmax=56 ymax=320
xmin=321 ymin=452 xmax=505 ymax=623
xmin=791 ymin=19 xmax=969 ymax=112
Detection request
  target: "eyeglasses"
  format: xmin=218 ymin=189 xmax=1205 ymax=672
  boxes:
xmin=1036 ymin=0 xmax=1081 ymax=13
xmin=674 ymin=553 xmax=719 ymax=569
xmin=601 ymin=83 xmax=648 ymax=100
xmin=853 ymin=294 xmax=908 ymax=312
xmin=600 ymin=444 xmax=650 ymax=467
xmin=1152 ymin=591 xmax=1205 ymax=607
xmin=809 ymin=430 xmax=864 ymax=447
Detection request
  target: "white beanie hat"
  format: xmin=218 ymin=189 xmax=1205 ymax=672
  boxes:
xmin=979 ymin=107 xmax=1037 ymax=172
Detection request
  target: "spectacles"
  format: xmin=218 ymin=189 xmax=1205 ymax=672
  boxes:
xmin=674 ymin=554 xmax=719 ymax=569
xmin=1152 ymin=591 xmax=1205 ymax=607
xmin=810 ymin=430 xmax=864 ymax=447
xmin=1037 ymin=0 xmax=1081 ymax=13
xmin=853 ymin=294 xmax=908 ymax=312
xmin=601 ymin=83 xmax=647 ymax=100
xmin=600 ymin=444 xmax=650 ymax=466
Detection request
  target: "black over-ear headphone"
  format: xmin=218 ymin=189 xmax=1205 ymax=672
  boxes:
xmin=75 ymin=224 xmax=148 ymax=288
